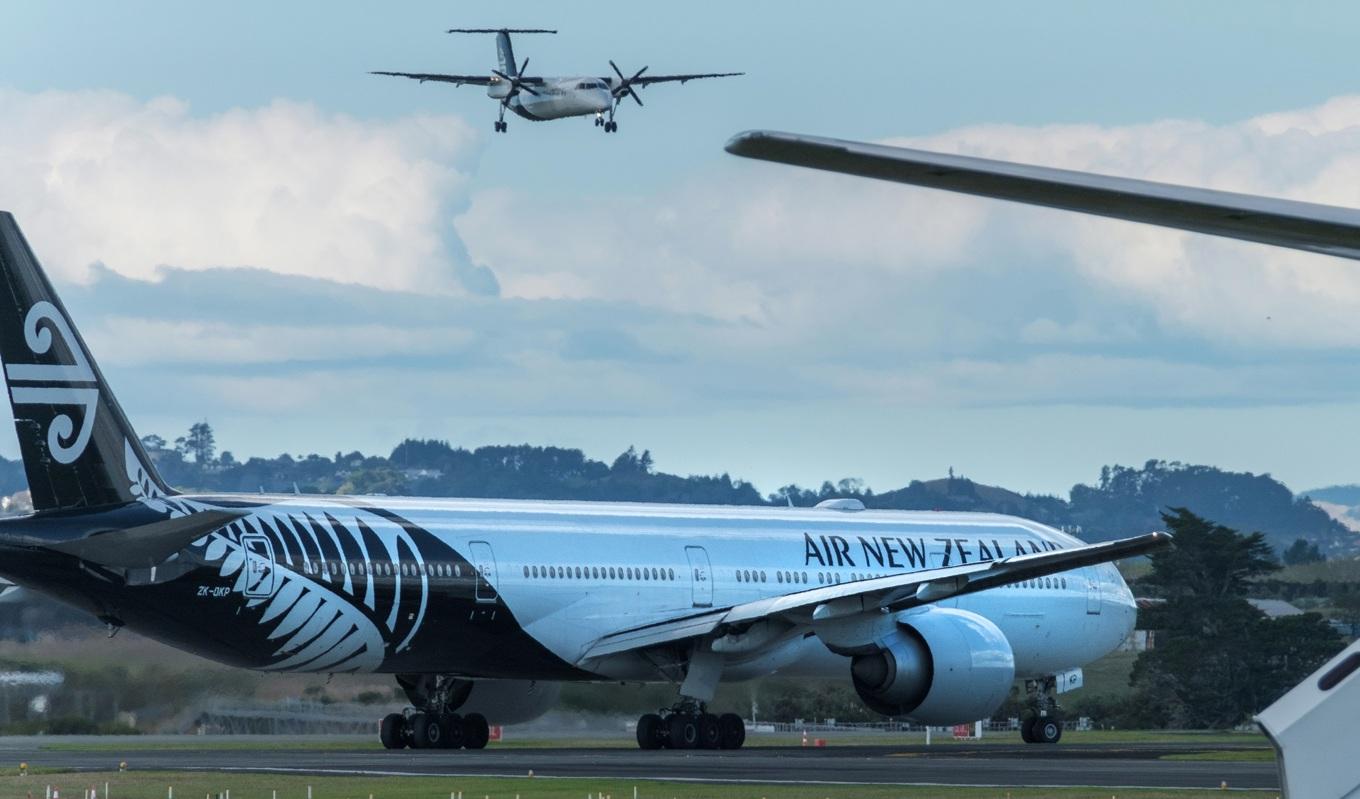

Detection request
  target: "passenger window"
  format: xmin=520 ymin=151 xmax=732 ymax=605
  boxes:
xmin=668 ymin=568 xmax=675 ymax=580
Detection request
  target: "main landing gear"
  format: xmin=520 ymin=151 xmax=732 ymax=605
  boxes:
xmin=381 ymin=674 xmax=491 ymax=750
xmin=634 ymin=700 xmax=745 ymax=750
xmin=381 ymin=709 xmax=490 ymax=750
xmin=495 ymin=102 xmax=509 ymax=133
xmin=1019 ymin=675 xmax=1063 ymax=744
xmin=595 ymin=115 xmax=619 ymax=133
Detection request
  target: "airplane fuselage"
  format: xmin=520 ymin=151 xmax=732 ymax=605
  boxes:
xmin=489 ymin=76 xmax=612 ymax=121
xmin=0 ymin=492 xmax=1136 ymax=685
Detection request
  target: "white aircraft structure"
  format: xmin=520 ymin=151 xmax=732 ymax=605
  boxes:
xmin=372 ymin=28 xmax=742 ymax=133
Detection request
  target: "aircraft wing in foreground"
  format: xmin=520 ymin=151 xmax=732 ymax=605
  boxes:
xmin=725 ymin=130 xmax=1360 ymax=260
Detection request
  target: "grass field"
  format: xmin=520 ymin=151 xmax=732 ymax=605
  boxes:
xmin=0 ymin=771 xmax=1280 ymax=799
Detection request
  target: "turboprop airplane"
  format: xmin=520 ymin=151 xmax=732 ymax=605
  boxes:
xmin=371 ymin=28 xmax=742 ymax=133
xmin=0 ymin=212 xmax=1168 ymax=751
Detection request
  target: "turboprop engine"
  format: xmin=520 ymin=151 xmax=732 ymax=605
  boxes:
xmin=822 ymin=607 xmax=1015 ymax=725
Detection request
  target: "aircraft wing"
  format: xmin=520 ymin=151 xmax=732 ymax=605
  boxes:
xmin=370 ymin=71 xmax=495 ymax=87
xmin=580 ymin=530 xmax=1170 ymax=660
xmin=724 ymin=130 xmax=1360 ymax=261
xmin=630 ymin=72 xmax=744 ymax=86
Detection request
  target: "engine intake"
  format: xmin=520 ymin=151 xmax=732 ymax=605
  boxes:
xmin=850 ymin=607 xmax=1015 ymax=725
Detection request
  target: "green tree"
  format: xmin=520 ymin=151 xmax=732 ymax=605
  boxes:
xmin=1128 ymin=509 xmax=1342 ymax=728
xmin=174 ymin=421 xmax=217 ymax=465
xmin=1139 ymin=507 xmax=1278 ymax=598
xmin=1282 ymin=538 xmax=1325 ymax=566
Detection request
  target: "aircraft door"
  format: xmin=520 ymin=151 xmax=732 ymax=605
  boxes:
xmin=469 ymin=541 xmax=499 ymax=603
xmin=240 ymin=535 xmax=276 ymax=599
xmin=1086 ymin=569 xmax=1102 ymax=615
xmin=685 ymin=546 xmax=713 ymax=608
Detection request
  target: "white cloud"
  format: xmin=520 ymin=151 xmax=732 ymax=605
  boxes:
xmin=459 ymin=96 xmax=1360 ymax=349
xmin=0 ymin=89 xmax=481 ymax=292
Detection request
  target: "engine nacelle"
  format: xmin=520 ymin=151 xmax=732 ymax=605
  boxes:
xmin=456 ymin=680 xmax=561 ymax=724
xmin=849 ymin=607 xmax=1015 ymax=725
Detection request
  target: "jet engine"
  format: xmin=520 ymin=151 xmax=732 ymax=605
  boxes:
xmin=848 ymin=607 xmax=1015 ymax=725
xmin=455 ymin=680 xmax=562 ymax=724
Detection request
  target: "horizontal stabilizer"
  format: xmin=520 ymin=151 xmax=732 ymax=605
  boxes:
xmin=446 ymin=28 xmax=557 ymax=34
xmin=725 ymin=130 xmax=1360 ymax=261
xmin=44 ymin=509 xmax=245 ymax=569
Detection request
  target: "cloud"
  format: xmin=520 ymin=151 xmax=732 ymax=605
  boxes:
xmin=459 ymin=96 xmax=1360 ymax=352
xmin=0 ymin=89 xmax=492 ymax=294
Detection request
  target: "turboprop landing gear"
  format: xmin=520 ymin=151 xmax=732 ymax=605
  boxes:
xmin=1020 ymin=675 xmax=1063 ymax=744
xmin=635 ymin=700 xmax=745 ymax=750
xmin=495 ymin=102 xmax=509 ymax=133
xmin=381 ymin=675 xmax=492 ymax=750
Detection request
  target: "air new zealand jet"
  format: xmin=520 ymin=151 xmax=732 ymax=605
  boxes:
xmin=0 ymin=211 xmax=1170 ymax=751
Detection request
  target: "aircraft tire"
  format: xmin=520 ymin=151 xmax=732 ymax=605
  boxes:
xmin=410 ymin=712 xmax=440 ymax=749
xmin=1020 ymin=716 xmax=1037 ymax=743
xmin=718 ymin=713 xmax=746 ymax=750
xmin=636 ymin=713 xmax=664 ymax=749
xmin=380 ymin=713 xmax=406 ymax=749
xmin=440 ymin=713 xmax=465 ymax=749
xmin=667 ymin=713 xmax=699 ymax=749
xmin=1036 ymin=717 xmax=1062 ymax=744
xmin=463 ymin=712 xmax=491 ymax=749
xmin=697 ymin=713 xmax=722 ymax=749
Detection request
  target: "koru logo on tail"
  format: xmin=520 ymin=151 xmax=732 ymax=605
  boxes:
xmin=4 ymin=301 xmax=97 ymax=464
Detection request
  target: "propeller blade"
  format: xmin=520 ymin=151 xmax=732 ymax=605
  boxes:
xmin=628 ymin=88 xmax=643 ymax=107
xmin=631 ymin=66 xmax=648 ymax=81
xmin=519 ymin=57 xmax=530 ymax=75
xmin=521 ymin=84 xmax=540 ymax=96
xmin=609 ymin=60 xmax=626 ymax=81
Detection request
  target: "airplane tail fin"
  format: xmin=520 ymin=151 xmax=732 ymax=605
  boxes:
xmin=495 ymin=31 xmax=518 ymax=76
xmin=0 ymin=212 xmax=171 ymax=512
xmin=447 ymin=28 xmax=556 ymax=78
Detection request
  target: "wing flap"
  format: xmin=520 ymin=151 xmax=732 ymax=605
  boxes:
xmin=724 ymin=130 xmax=1360 ymax=261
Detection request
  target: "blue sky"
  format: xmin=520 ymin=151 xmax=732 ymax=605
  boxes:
xmin=3 ymin=1 xmax=1360 ymax=497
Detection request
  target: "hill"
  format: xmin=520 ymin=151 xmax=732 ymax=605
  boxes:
xmin=1 ymin=426 xmax=1354 ymax=556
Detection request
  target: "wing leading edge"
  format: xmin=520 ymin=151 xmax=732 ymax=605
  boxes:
xmin=580 ymin=530 xmax=1170 ymax=661
xmin=724 ymin=130 xmax=1360 ymax=261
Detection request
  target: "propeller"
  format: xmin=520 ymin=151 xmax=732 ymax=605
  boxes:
xmin=493 ymin=58 xmax=540 ymax=98
xmin=609 ymin=60 xmax=648 ymax=107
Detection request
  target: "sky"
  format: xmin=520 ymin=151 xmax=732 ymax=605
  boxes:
xmin=3 ymin=1 xmax=1360 ymax=497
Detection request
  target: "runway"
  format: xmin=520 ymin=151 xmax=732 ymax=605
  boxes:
xmin=0 ymin=738 xmax=1280 ymax=791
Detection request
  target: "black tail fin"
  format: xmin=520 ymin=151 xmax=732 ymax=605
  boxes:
xmin=0 ymin=212 xmax=171 ymax=512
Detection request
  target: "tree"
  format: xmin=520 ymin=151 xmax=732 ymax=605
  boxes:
xmin=1282 ymin=538 xmax=1325 ymax=566
xmin=1128 ymin=509 xmax=1343 ymax=728
xmin=1139 ymin=507 xmax=1278 ymax=599
xmin=174 ymin=422 xmax=217 ymax=465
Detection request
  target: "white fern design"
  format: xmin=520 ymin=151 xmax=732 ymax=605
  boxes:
xmin=124 ymin=440 xmax=428 ymax=673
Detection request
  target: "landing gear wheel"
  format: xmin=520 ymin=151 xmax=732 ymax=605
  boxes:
xmin=494 ymin=120 xmax=508 ymax=133
xmin=667 ymin=713 xmax=699 ymax=749
xmin=1036 ymin=717 xmax=1062 ymax=744
xmin=697 ymin=713 xmax=722 ymax=749
xmin=440 ymin=713 xmax=465 ymax=749
xmin=636 ymin=713 xmax=664 ymax=749
xmin=410 ymin=712 xmax=441 ymax=749
xmin=462 ymin=712 xmax=491 ymax=749
xmin=380 ymin=713 xmax=406 ymax=749
xmin=604 ymin=121 xmax=617 ymax=133
xmin=1020 ymin=716 xmax=1037 ymax=743
xmin=718 ymin=713 xmax=746 ymax=750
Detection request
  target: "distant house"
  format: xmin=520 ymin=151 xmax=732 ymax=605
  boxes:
xmin=1247 ymin=598 xmax=1306 ymax=618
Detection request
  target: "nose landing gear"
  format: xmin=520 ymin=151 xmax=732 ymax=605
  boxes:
xmin=1019 ymin=675 xmax=1064 ymax=744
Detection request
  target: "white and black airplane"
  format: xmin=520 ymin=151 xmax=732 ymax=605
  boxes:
xmin=372 ymin=28 xmax=742 ymax=133
xmin=2 ymin=130 xmax=1357 ymax=753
